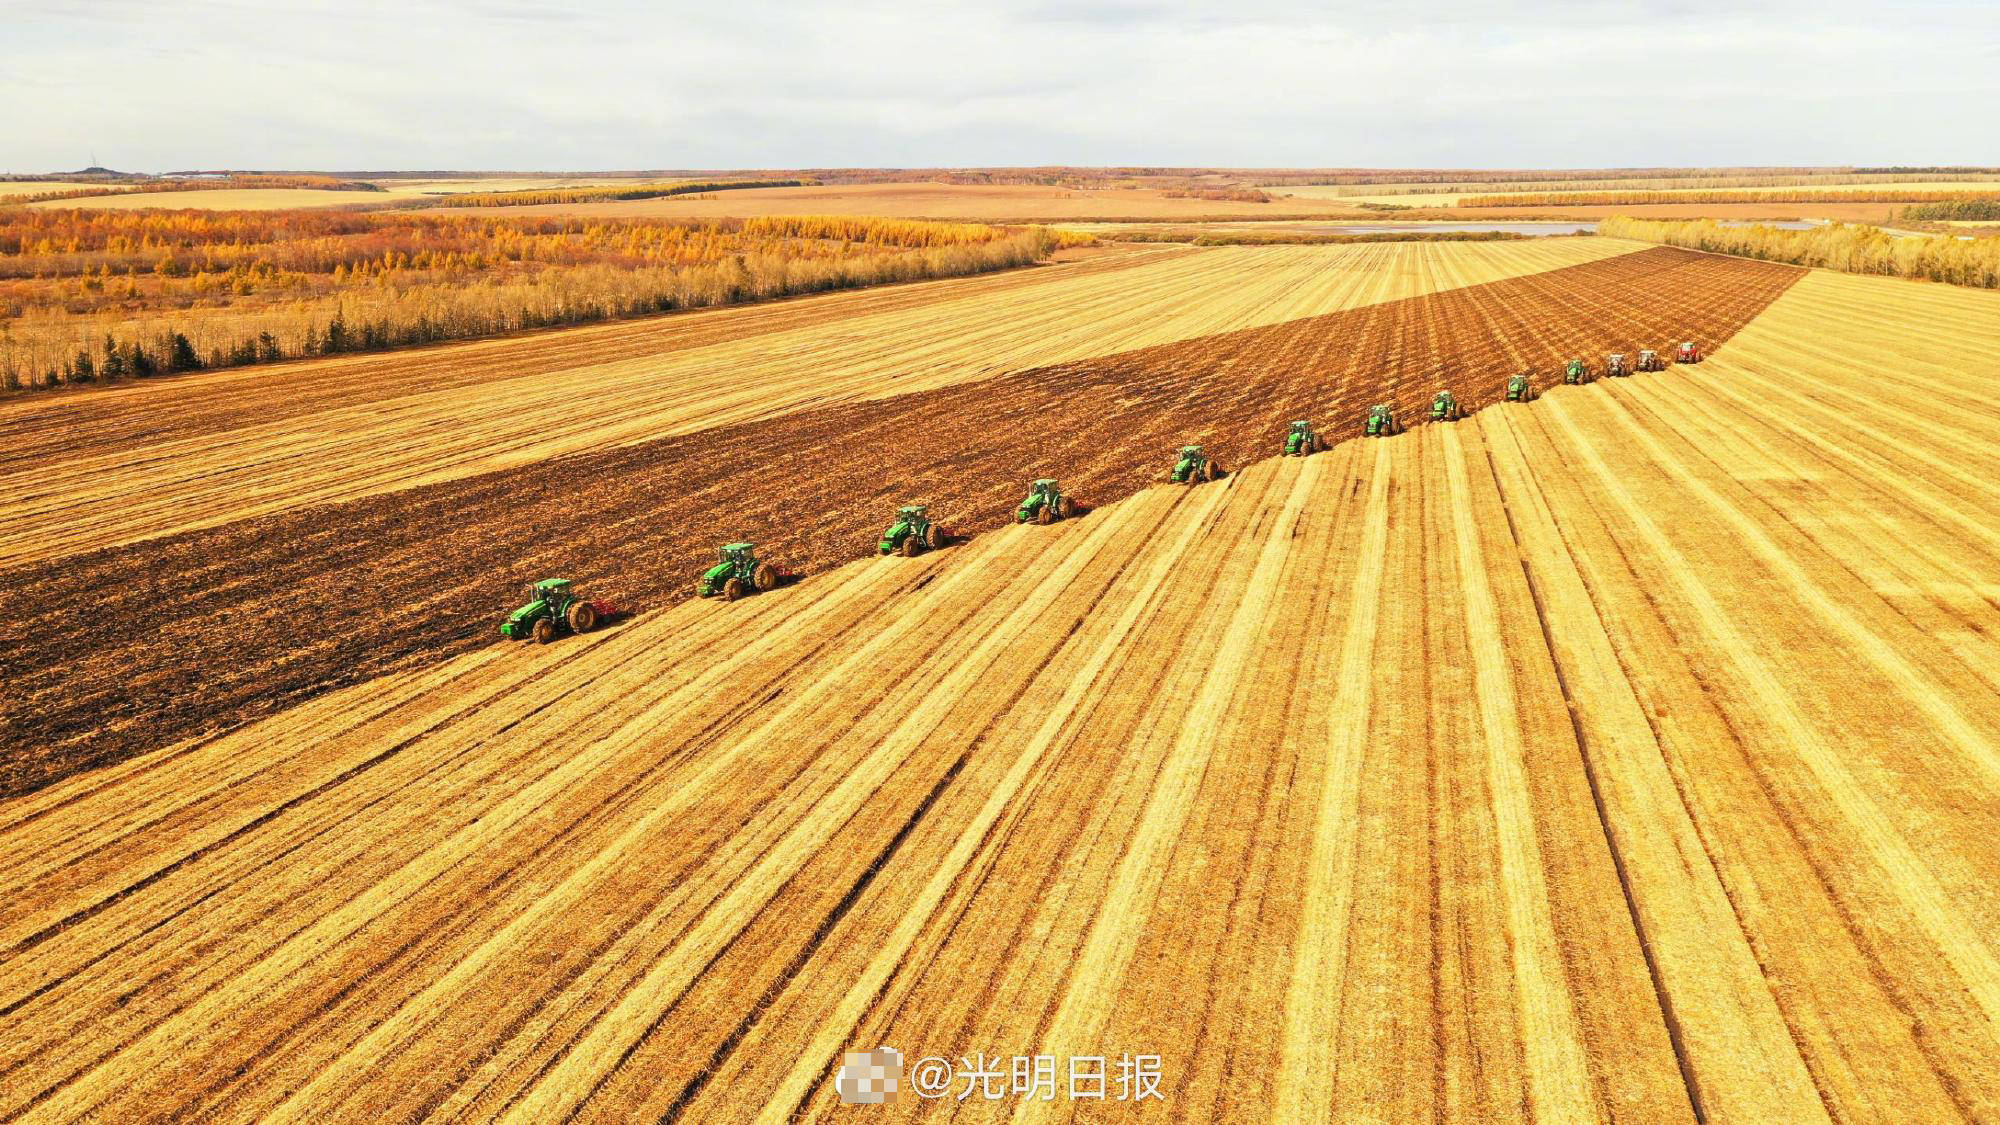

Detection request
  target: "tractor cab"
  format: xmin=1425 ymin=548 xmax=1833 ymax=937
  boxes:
xmin=1506 ymin=373 xmax=1531 ymax=401
xmin=1676 ymin=341 xmax=1702 ymax=363
xmin=500 ymin=576 xmax=611 ymax=643
xmin=880 ymin=504 xmax=944 ymax=556
xmin=1636 ymin=349 xmax=1662 ymax=372
xmin=1285 ymin=420 xmax=1319 ymax=455
xmin=1171 ymin=445 xmax=1217 ymax=484
xmin=1017 ymin=478 xmax=1071 ymax=524
xmin=1605 ymin=353 xmax=1629 ymax=377
xmin=700 ymin=543 xmax=755 ymax=587
xmin=1431 ymin=391 xmax=1461 ymax=421
xmin=697 ymin=542 xmax=780 ymax=600
xmin=501 ymin=579 xmax=571 ymax=638
xmin=1365 ymin=404 xmax=1398 ymax=437
xmin=1565 ymin=358 xmax=1588 ymax=384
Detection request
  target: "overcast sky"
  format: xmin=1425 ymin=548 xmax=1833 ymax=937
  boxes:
xmin=4 ymin=0 xmax=1995 ymax=172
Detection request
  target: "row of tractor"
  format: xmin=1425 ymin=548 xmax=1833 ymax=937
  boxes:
xmin=499 ymin=340 xmax=1704 ymax=640
xmin=494 ymin=481 xmax=1070 ymax=640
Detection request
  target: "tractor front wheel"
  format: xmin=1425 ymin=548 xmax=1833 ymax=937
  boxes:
xmin=898 ymin=533 xmax=919 ymax=557
xmin=723 ymin=577 xmax=747 ymax=602
xmin=753 ymin=563 xmax=778 ymax=592
xmin=567 ymin=601 xmax=598 ymax=634
xmin=1037 ymin=505 xmax=1054 ymax=525
xmin=532 ymin=617 xmax=558 ymax=645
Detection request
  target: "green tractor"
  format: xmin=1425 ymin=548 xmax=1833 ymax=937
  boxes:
xmin=695 ymin=542 xmax=785 ymax=601
xmin=879 ymin=504 xmax=947 ymax=557
xmin=1364 ymin=403 xmax=1401 ymax=437
xmin=1170 ymin=445 xmax=1223 ymax=484
xmin=1506 ymin=373 xmax=1533 ymax=402
xmin=1429 ymin=390 xmax=1466 ymax=423
xmin=500 ymin=578 xmax=616 ymax=645
xmin=1017 ymin=478 xmax=1075 ymax=525
xmin=1284 ymin=420 xmax=1327 ymax=456
xmin=1564 ymin=358 xmax=1589 ymax=385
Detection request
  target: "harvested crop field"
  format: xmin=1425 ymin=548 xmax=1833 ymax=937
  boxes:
xmin=0 ymin=244 xmax=1799 ymax=796
xmin=4 ymin=262 xmax=1998 ymax=1120
xmin=1402 ymin=201 xmax=1918 ymax=223
xmin=0 ymin=237 xmax=1624 ymax=568
xmin=498 ymin=182 xmax=1371 ymax=221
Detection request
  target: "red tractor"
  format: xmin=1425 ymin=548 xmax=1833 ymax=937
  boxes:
xmin=1676 ymin=341 xmax=1703 ymax=364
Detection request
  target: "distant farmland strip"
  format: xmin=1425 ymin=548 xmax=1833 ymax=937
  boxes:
xmin=1460 ymin=188 xmax=2000 ymax=207
xmin=420 ymin=178 xmax=814 ymax=207
xmin=1601 ymin=215 xmax=2000 ymax=288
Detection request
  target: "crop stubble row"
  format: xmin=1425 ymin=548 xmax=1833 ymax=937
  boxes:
xmin=0 ymin=246 xmax=1798 ymax=797
xmin=8 ymin=265 xmax=1999 ymax=1118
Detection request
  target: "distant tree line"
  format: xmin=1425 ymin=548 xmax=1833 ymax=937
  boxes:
xmin=2 ymin=220 xmax=1060 ymax=391
xmin=1900 ymin=200 xmax=2000 ymax=221
xmin=1597 ymin=216 xmax=2000 ymax=289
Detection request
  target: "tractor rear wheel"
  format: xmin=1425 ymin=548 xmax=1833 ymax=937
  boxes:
xmin=532 ymin=617 xmax=558 ymax=645
xmin=898 ymin=533 xmax=919 ymax=557
xmin=753 ymin=563 xmax=778 ymax=592
xmin=567 ymin=601 xmax=597 ymax=634
xmin=723 ymin=577 xmax=747 ymax=602
xmin=925 ymin=523 xmax=945 ymax=550
xmin=1057 ymin=497 xmax=1073 ymax=519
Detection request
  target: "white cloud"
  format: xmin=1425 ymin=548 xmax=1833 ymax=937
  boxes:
xmin=0 ymin=0 xmax=1992 ymax=170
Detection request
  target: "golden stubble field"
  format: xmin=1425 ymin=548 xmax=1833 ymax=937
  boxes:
xmin=2 ymin=247 xmax=1998 ymax=1120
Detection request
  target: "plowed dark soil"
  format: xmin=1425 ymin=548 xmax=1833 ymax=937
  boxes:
xmin=0 ymin=247 xmax=1801 ymax=796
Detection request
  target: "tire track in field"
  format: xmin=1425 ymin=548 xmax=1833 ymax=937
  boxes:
xmin=1021 ymin=460 xmax=1317 ymax=1099
xmin=1275 ymin=442 xmax=1392 ymax=1120
xmin=1437 ymin=426 xmax=1597 ymax=1119
xmin=0 ymin=246 xmax=1800 ymax=798
xmin=1475 ymin=407 xmax=1824 ymax=1120
xmin=749 ymin=481 xmax=1238 ymax=1120
xmin=1536 ymin=390 xmax=2000 ymax=1080
xmin=1497 ymin=403 xmax=1969 ymax=1120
